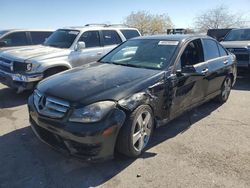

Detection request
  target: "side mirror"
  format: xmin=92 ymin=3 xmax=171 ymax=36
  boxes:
xmin=219 ymin=37 xmax=224 ymax=42
xmin=176 ymin=65 xmax=196 ymax=77
xmin=0 ymin=41 xmax=7 ymax=47
xmin=75 ymin=41 xmax=86 ymax=51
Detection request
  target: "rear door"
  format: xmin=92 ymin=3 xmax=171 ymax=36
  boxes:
xmin=70 ymin=30 xmax=103 ymax=67
xmin=202 ymin=39 xmax=229 ymax=96
xmin=101 ymin=30 xmax=122 ymax=55
xmin=170 ymin=39 xmax=209 ymax=117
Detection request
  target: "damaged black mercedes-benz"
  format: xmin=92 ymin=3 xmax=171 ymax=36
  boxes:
xmin=28 ymin=35 xmax=237 ymax=161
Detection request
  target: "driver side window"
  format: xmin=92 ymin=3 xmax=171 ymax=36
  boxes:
xmin=180 ymin=39 xmax=204 ymax=68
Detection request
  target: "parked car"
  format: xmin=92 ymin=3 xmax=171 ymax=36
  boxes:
xmin=0 ymin=25 xmax=140 ymax=92
xmin=0 ymin=29 xmax=53 ymax=48
xmin=220 ymin=28 xmax=250 ymax=69
xmin=207 ymin=28 xmax=233 ymax=41
xmin=28 ymin=35 xmax=237 ymax=161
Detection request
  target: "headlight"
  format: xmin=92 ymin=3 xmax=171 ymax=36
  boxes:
xmin=69 ymin=101 xmax=116 ymax=123
xmin=24 ymin=60 xmax=33 ymax=71
xmin=26 ymin=63 xmax=32 ymax=71
xmin=247 ymin=44 xmax=250 ymax=50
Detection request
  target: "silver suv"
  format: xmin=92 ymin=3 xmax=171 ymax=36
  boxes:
xmin=220 ymin=28 xmax=250 ymax=69
xmin=0 ymin=24 xmax=140 ymax=92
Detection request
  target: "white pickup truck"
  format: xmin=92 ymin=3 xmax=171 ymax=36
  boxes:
xmin=0 ymin=24 xmax=140 ymax=92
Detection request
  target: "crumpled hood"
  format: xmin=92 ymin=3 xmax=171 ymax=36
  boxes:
xmin=0 ymin=45 xmax=70 ymax=61
xmin=220 ymin=41 xmax=250 ymax=49
xmin=37 ymin=62 xmax=164 ymax=105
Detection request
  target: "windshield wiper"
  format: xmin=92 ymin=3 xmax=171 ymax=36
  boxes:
xmin=112 ymin=62 xmax=142 ymax=68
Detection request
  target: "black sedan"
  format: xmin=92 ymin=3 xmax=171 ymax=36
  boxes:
xmin=28 ymin=35 xmax=237 ymax=161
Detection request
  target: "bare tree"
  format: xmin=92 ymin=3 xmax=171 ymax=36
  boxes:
xmin=194 ymin=5 xmax=247 ymax=32
xmin=124 ymin=11 xmax=173 ymax=35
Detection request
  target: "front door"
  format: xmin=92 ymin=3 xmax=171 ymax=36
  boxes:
xmin=169 ymin=39 xmax=209 ymax=118
xmin=70 ymin=30 xmax=104 ymax=67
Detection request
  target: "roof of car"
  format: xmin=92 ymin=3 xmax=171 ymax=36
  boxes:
xmin=0 ymin=29 xmax=54 ymax=32
xmin=230 ymin=28 xmax=250 ymax=31
xmin=132 ymin=34 xmax=212 ymax=41
xmin=62 ymin=25 xmax=139 ymax=31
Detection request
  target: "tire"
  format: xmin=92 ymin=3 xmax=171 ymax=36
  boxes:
xmin=116 ymin=105 xmax=154 ymax=158
xmin=215 ymin=76 xmax=232 ymax=103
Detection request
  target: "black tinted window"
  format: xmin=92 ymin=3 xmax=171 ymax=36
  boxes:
xmin=30 ymin=32 xmax=52 ymax=44
xmin=79 ymin=31 xmax=101 ymax=48
xmin=218 ymin=44 xmax=228 ymax=56
xmin=203 ymin=39 xmax=220 ymax=60
xmin=2 ymin=32 xmax=28 ymax=46
xmin=120 ymin=29 xmax=140 ymax=39
xmin=181 ymin=39 xmax=204 ymax=66
xmin=102 ymin=30 xmax=122 ymax=45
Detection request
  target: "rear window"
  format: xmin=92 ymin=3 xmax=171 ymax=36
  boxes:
xmin=120 ymin=29 xmax=140 ymax=40
xmin=102 ymin=30 xmax=122 ymax=45
xmin=203 ymin=39 xmax=220 ymax=61
xmin=30 ymin=31 xmax=52 ymax=44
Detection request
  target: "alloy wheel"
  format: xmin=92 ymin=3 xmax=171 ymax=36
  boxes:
xmin=132 ymin=111 xmax=153 ymax=152
xmin=222 ymin=77 xmax=232 ymax=101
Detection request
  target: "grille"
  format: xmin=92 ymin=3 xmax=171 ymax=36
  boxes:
xmin=34 ymin=90 xmax=70 ymax=118
xmin=0 ymin=57 xmax=13 ymax=72
xmin=235 ymin=54 xmax=249 ymax=61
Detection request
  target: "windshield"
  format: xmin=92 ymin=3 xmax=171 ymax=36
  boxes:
xmin=99 ymin=39 xmax=178 ymax=70
xmin=0 ymin=30 xmax=9 ymax=38
xmin=43 ymin=29 xmax=80 ymax=48
xmin=224 ymin=29 xmax=250 ymax=41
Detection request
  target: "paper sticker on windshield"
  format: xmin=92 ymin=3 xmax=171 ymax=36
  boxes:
xmin=158 ymin=41 xmax=179 ymax=46
xmin=69 ymin=31 xmax=79 ymax=35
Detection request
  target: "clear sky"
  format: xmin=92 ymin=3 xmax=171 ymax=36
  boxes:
xmin=1 ymin=0 xmax=250 ymax=30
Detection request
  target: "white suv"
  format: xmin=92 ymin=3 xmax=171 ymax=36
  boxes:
xmin=0 ymin=24 xmax=141 ymax=92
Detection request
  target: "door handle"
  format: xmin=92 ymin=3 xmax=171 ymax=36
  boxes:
xmin=223 ymin=60 xmax=229 ymax=64
xmin=97 ymin=52 xmax=102 ymax=55
xmin=201 ymin=68 xmax=209 ymax=75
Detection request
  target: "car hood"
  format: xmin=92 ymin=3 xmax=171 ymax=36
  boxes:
xmin=0 ymin=45 xmax=70 ymax=62
xmin=37 ymin=62 xmax=164 ymax=105
xmin=220 ymin=41 xmax=250 ymax=48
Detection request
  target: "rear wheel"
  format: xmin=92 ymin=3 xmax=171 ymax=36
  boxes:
xmin=215 ymin=76 xmax=232 ymax=103
xmin=116 ymin=105 xmax=154 ymax=157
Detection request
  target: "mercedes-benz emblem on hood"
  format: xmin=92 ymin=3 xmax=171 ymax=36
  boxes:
xmin=38 ymin=95 xmax=46 ymax=110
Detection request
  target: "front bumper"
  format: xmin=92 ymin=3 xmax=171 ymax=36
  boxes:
xmin=28 ymin=94 xmax=126 ymax=161
xmin=0 ymin=69 xmax=43 ymax=89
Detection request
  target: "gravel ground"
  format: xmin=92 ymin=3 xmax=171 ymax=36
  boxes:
xmin=0 ymin=73 xmax=249 ymax=188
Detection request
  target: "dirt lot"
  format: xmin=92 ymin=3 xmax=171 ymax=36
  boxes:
xmin=0 ymin=73 xmax=250 ymax=188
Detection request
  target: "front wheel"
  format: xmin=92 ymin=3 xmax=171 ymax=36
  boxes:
xmin=215 ymin=76 xmax=232 ymax=103
xmin=116 ymin=105 xmax=154 ymax=157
